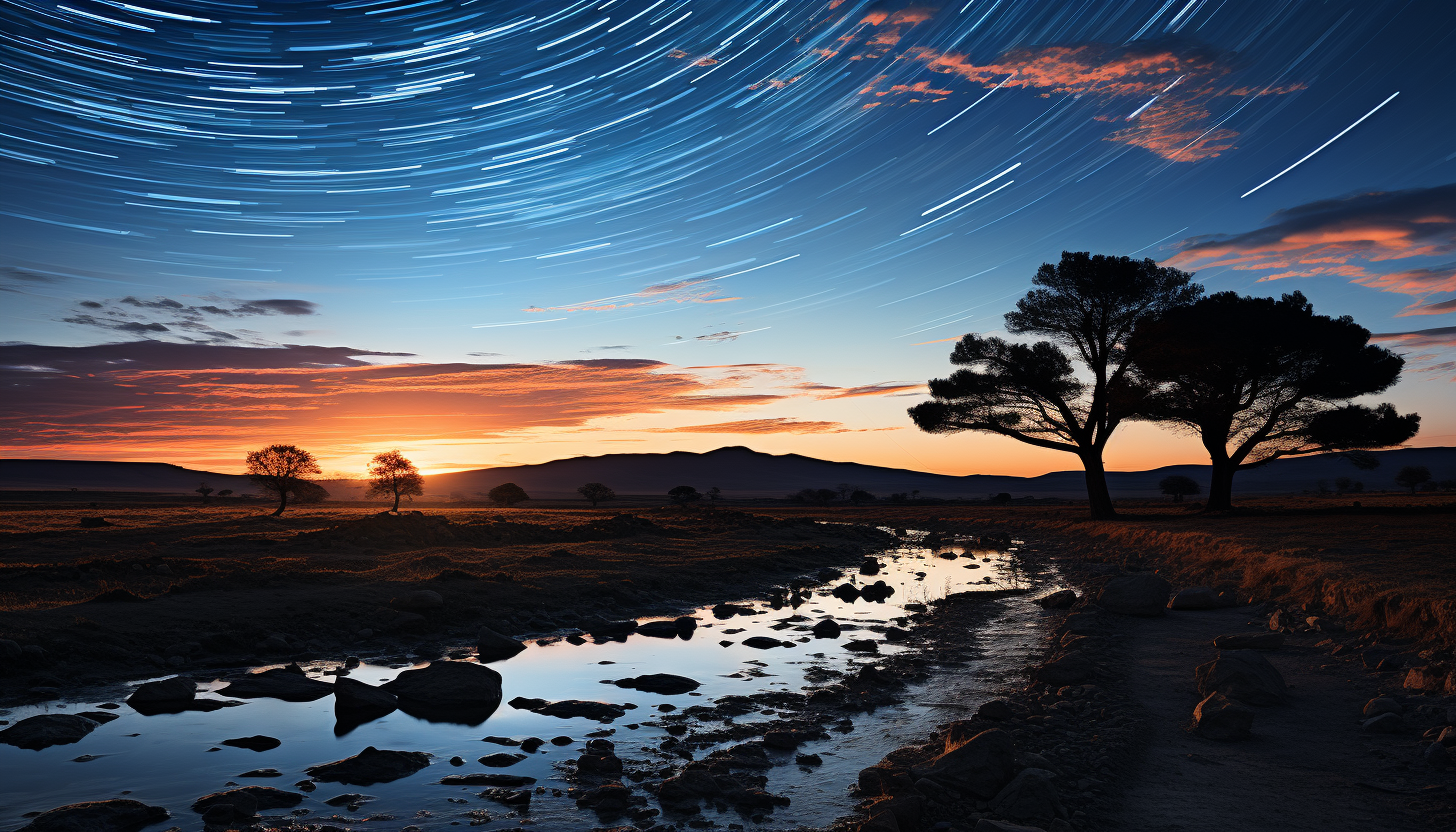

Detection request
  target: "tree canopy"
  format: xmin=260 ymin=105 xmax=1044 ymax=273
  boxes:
xmin=667 ymin=485 xmax=700 ymax=506
xmin=1158 ymin=475 xmax=1200 ymax=502
xmin=488 ymin=482 xmax=529 ymax=506
xmin=367 ymin=450 xmax=425 ymax=512
xmin=1395 ymin=465 xmax=1431 ymax=493
xmin=1130 ymin=290 xmax=1419 ymax=510
xmin=245 ymin=444 xmax=321 ymax=516
xmin=578 ymin=482 xmax=616 ymax=507
xmin=910 ymin=251 xmax=1201 ymax=518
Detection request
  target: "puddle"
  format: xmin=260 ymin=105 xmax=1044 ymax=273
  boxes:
xmin=0 ymin=533 xmax=1057 ymax=831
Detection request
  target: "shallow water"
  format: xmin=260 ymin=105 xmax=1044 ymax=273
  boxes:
xmin=0 ymin=535 xmax=1055 ymax=831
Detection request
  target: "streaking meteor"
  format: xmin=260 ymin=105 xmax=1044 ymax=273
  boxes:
xmin=1241 ymin=91 xmax=1400 ymax=198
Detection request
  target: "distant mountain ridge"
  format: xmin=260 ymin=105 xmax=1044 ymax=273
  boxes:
xmin=7 ymin=445 xmax=1449 ymax=500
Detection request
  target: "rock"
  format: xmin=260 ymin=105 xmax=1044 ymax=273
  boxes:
xmin=392 ymin=589 xmax=443 ymax=611
xmin=1035 ymin=653 xmax=1094 ymax=686
xmin=17 ymin=799 xmax=168 ymax=832
xmin=475 ymin=627 xmax=526 ymax=663
xmin=913 ymin=728 xmax=1015 ymax=799
xmin=0 ymin=714 xmax=99 ymax=750
xmin=0 ymin=638 xmax=21 ymax=661
xmin=1305 ymin=616 xmax=1345 ymax=633
xmin=812 ymin=618 xmax=842 ymax=638
xmin=763 ymin=729 xmax=815 ymax=749
xmin=713 ymin=603 xmax=756 ymax=619
xmin=976 ymin=699 xmax=1015 ymax=721
xmin=126 ymin=676 xmax=195 ymax=706
xmin=478 ymin=752 xmax=527 ymax=767
xmin=333 ymin=677 xmax=398 ymax=713
xmin=1168 ymin=587 xmax=1221 ymax=610
xmin=382 ymin=661 xmax=503 ymax=711
xmin=859 ymin=581 xmax=894 ymax=602
xmin=635 ymin=620 xmax=684 ymax=638
xmin=77 ymin=712 xmax=118 ymax=725
xmin=1425 ymin=743 xmax=1453 ymax=768
xmin=743 ymin=636 xmax=787 ymax=649
xmin=1268 ymin=609 xmax=1288 ymax=631
xmin=796 ymin=753 xmax=823 ymax=766
xmin=844 ymin=639 xmax=879 ymax=653
xmin=520 ymin=737 xmax=544 ymax=752
xmin=1195 ymin=650 xmax=1288 ymax=706
xmin=859 ymin=558 xmax=882 ymax=576
xmin=577 ymin=739 xmax=622 ymax=774
xmin=1036 ymin=589 xmax=1077 ymax=609
xmin=583 ymin=617 xmax=638 ymax=638
xmin=508 ymin=697 xmax=629 ymax=722
xmin=1440 ymin=726 xmax=1456 ymax=747
xmin=218 ymin=668 xmax=334 ymax=702
xmin=221 ymin=736 xmax=281 ymax=752
xmin=1403 ymin=665 xmax=1450 ymax=694
xmin=1192 ymin=692 xmax=1254 ymax=740
xmin=79 ymin=516 xmax=113 ymax=528
xmin=990 ymin=767 xmax=1064 ymax=822
xmin=192 ymin=786 xmax=302 ymax=813
xmin=1362 ymin=696 xmax=1402 ymax=718
xmin=1361 ymin=713 xmax=1404 ymax=734
xmin=322 ymin=793 xmax=372 ymax=808
xmin=439 ymin=773 xmax=536 ymax=786
xmin=832 ymin=583 xmax=860 ymax=602
xmin=974 ymin=820 xmax=1049 ymax=832
xmin=611 ymin=674 xmax=700 ymax=695
xmin=238 ymin=768 xmax=281 ymax=777
xmin=1096 ymin=573 xmax=1171 ymax=616
xmin=657 ymin=768 xmax=721 ymax=803
xmin=305 ymin=746 xmax=431 ymax=785
xmin=1212 ymin=632 xmax=1284 ymax=650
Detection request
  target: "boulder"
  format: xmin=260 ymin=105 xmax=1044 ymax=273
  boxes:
xmin=1035 ymin=653 xmax=1094 ymax=686
xmin=832 ymin=583 xmax=861 ymax=602
xmin=382 ymin=661 xmax=503 ymax=710
xmin=976 ymin=699 xmax=1015 ymax=721
xmin=859 ymin=559 xmax=882 ymax=576
xmin=191 ymin=786 xmax=302 ymax=813
xmin=577 ymin=739 xmax=622 ymax=774
xmin=844 ymin=639 xmax=879 ymax=653
xmin=743 ymin=636 xmax=787 ymax=649
xmin=1212 ymin=632 xmax=1284 ymax=650
xmin=305 ymin=746 xmax=430 ymax=785
xmin=0 ymin=714 xmax=99 ymax=750
xmin=1195 ymin=650 xmax=1288 ymax=706
xmin=635 ymin=620 xmax=687 ymax=638
xmin=475 ymin=627 xmax=526 ymax=663
xmin=912 ymin=728 xmax=1015 ymax=799
xmin=1361 ymin=713 xmax=1403 ymax=734
xmin=333 ymin=677 xmax=398 ymax=713
xmin=611 ymin=674 xmax=700 ymax=695
xmin=221 ymin=736 xmax=281 ymax=752
xmin=17 ymin=799 xmax=168 ymax=832
xmin=1403 ymin=665 xmax=1451 ymax=694
xmin=438 ymin=773 xmax=536 ymax=786
xmin=1192 ymin=692 xmax=1253 ymax=740
xmin=392 ymin=589 xmax=444 ymax=611
xmin=508 ymin=697 xmax=630 ymax=722
xmin=583 ymin=617 xmax=638 ymax=638
xmin=1425 ymin=743 xmax=1452 ymax=768
xmin=713 ymin=603 xmax=755 ymax=619
xmin=126 ymin=676 xmax=194 ymax=706
xmin=812 ymin=618 xmax=842 ymax=638
xmin=1096 ymin=574 xmax=1171 ymax=616
xmin=219 ymin=667 xmax=334 ymax=702
xmin=1036 ymin=589 xmax=1077 ymax=609
xmin=989 ymin=767 xmax=1064 ymax=822
xmin=479 ymin=752 xmax=527 ymax=767
xmin=1362 ymin=696 xmax=1402 ymax=719
xmin=657 ymin=768 xmax=722 ymax=803
xmin=1168 ymin=587 xmax=1221 ymax=610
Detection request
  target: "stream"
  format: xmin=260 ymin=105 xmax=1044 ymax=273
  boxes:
xmin=0 ymin=531 xmax=1058 ymax=831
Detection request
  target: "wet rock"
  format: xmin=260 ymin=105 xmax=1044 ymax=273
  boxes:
xmin=126 ymin=676 xmax=195 ymax=706
xmin=859 ymin=559 xmax=882 ymax=576
xmin=657 ymin=768 xmax=721 ymax=804
xmin=1361 ymin=713 xmax=1404 ymax=733
xmin=743 ymin=636 xmax=788 ymax=650
xmin=439 ymin=773 xmax=536 ymax=786
xmin=1363 ymin=696 xmax=1403 ymax=718
xmin=635 ymin=620 xmax=683 ymax=638
xmin=192 ymin=786 xmax=302 ymax=813
xmin=305 ymin=746 xmax=431 ymax=785
xmin=577 ymin=739 xmax=623 ymax=774
xmin=238 ymin=768 xmax=281 ymax=777
xmin=1096 ymin=574 xmax=1171 ymax=616
xmin=0 ymin=714 xmax=99 ymax=750
xmin=221 ymin=736 xmax=281 ymax=752
xmin=1036 ymin=590 xmax=1077 ymax=610
xmin=583 ymin=617 xmax=638 ymax=638
xmin=1193 ymin=692 xmax=1254 ymax=740
xmin=219 ymin=667 xmax=333 ymax=702
xmin=1195 ymin=650 xmax=1288 ymax=706
xmin=76 ymin=712 xmax=118 ymax=725
xmin=611 ymin=674 xmax=700 ymax=695
xmin=509 ymin=697 xmax=630 ymax=722
xmin=1403 ymin=665 xmax=1451 ymax=694
xmin=812 ymin=619 xmax=842 ymax=638
xmin=18 ymin=799 xmax=168 ymax=832
xmin=1168 ymin=587 xmax=1221 ymax=610
xmin=480 ymin=787 xmax=531 ymax=807
xmin=574 ymin=782 xmax=637 ymax=815
xmin=382 ymin=661 xmax=503 ymax=710
xmin=796 ymin=753 xmax=823 ymax=766
xmin=844 ymin=639 xmax=879 ymax=653
xmin=1305 ymin=616 xmax=1344 ymax=633
xmin=1425 ymin=743 xmax=1453 ymax=768
xmin=322 ymin=793 xmax=372 ymax=809
xmin=1035 ymin=653 xmax=1094 ymax=686
xmin=551 ymin=736 xmax=573 ymax=746
xmin=79 ymin=517 xmax=113 ymax=528
xmin=391 ymin=590 xmax=443 ymax=611
xmin=859 ymin=581 xmax=894 ymax=602
xmin=713 ymin=603 xmax=755 ymax=619
xmin=763 ymin=729 xmax=817 ymax=749
xmin=478 ymin=752 xmax=527 ymax=767
xmin=475 ymin=627 xmax=526 ymax=663
xmin=333 ymin=677 xmax=398 ymax=714
xmin=913 ymin=728 xmax=1015 ymax=799
xmin=990 ymin=767 xmax=1064 ymax=822
xmin=832 ymin=583 xmax=861 ymax=602
xmin=520 ymin=737 xmax=544 ymax=752
xmin=976 ymin=699 xmax=1015 ymax=721
xmin=1212 ymin=632 xmax=1284 ymax=650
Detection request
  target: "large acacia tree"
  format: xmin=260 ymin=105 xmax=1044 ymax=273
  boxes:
xmin=910 ymin=252 xmax=1202 ymax=518
xmin=246 ymin=444 xmax=322 ymax=517
xmin=1129 ymin=290 xmax=1420 ymax=511
xmin=367 ymin=450 xmax=425 ymax=512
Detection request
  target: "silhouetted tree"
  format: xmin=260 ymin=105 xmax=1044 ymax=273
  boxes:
xmin=489 ymin=482 xmax=529 ymax=506
xmin=366 ymin=450 xmax=425 ymax=512
xmin=1395 ymin=465 xmax=1432 ymax=494
xmin=578 ymin=482 xmax=616 ymax=507
xmin=668 ymin=485 xmax=701 ymax=506
xmin=290 ymin=480 xmax=330 ymax=504
xmin=1130 ymin=291 xmax=1419 ymax=511
xmin=910 ymin=252 xmax=1201 ymax=519
xmin=835 ymin=483 xmax=860 ymax=501
xmin=1158 ymin=475 xmax=1200 ymax=502
xmin=195 ymin=482 xmax=214 ymax=503
xmin=849 ymin=489 xmax=876 ymax=505
xmin=217 ymin=489 xmax=233 ymax=498
xmin=246 ymin=444 xmax=322 ymax=517
xmin=795 ymin=488 xmax=838 ymax=505
xmin=705 ymin=486 xmax=722 ymax=508
xmin=990 ymin=492 xmax=1012 ymax=505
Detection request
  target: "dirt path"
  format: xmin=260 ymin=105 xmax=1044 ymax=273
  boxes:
xmin=1106 ymin=606 xmax=1439 ymax=832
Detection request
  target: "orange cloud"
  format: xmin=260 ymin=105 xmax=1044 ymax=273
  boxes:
xmin=655 ymin=418 xmax=850 ymax=434
xmin=807 ymin=381 xmax=926 ymax=399
xmin=1398 ymin=297 xmax=1456 ymax=317
xmin=1370 ymin=326 xmax=1456 ymax=349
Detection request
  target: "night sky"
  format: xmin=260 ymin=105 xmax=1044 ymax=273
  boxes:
xmin=2 ymin=0 xmax=1453 ymax=476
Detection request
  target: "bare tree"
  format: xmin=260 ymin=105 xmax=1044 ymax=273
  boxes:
xmin=246 ymin=444 xmax=322 ymax=517
xmin=367 ymin=450 xmax=425 ymax=512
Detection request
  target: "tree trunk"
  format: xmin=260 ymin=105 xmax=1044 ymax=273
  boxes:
xmin=1080 ymin=453 xmax=1117 ymax=519
xmin=272 ymin=490 xmax=288 ymax=517
xmin=392 ymin=491 xmax=401 ymax=512
xmin=1205 ymin=461 xmax=1236 ymax=511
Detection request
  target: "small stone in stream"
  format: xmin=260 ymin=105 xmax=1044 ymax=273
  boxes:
xmin=611 ymin=674 xmax=700 ymax=695
xmin=475 ymin=627 xmax=526 ymax=663
xmin=1034 ymin=653 xmax=1094 ymax=686
xmin=481 ymin=787 xmax=531 ymax=807
xmin=97 ymin=703 xmax=120 ymax=710
xmin=832 ymin=583 xmax=860 ymax=602
xmin=508 ymin=697 xmax=628 ymax=722
xmin=1168 ymin=587 xmax=1222 ymax=610
xmin=550 ymin=736 xmax=573 ymax=746
xmin=449 ymin=756 xmax=465 ymax=766
xmin=19 ymin=800 xmax=167 ymax=832
xmin=382 ymin=661 xmax=503 ymax=711
xmin=294 ymin=781 xmax=316 ymax=792
xmin=126 ymin=676 xmax=195 ymax=706
xmin=238 ymin=769 xmax=281 ymax=777
xmin=1362 ymin=713 xmax=1404 ymax=733
xmin=976 ymin=699 xmax=1015 ymax=721
xmin=323 ymin=793 xmax=372 ymax=808
xmin=478 ymin=752 xmax=527 ymax=767
xmin=712 ymin=603 xmax=755 ymax=619
xmin=70 ymin=755 xmax=104 ymax=763
xmin=859 ymin=558 xmax=882 ymax=576
xmin=576 ymin=739 xmax=622 ymax=774
xmin=635 ymin=620 xmax=682 ymax=638
xmin=1037 ymin=589 xmax=1077 ymax=609
xmin=764 ymin=729 xmax=816 ymax=749
xmin=884 ymin=627 xmax=909 ymax=641
xmin=439 ymin=774 xmax=536 ymax=787
xmin=743 ymin=636 xmax=787 ymax=649
xmin=192 ymin=786 xmax=302 ymax=813
xmin=583 ymin=617 xmax=638 ymax=638
xmin=812 ymin=619 xmax=841 ymax=638
xmin=1192 ymin=692 xmax=1254 ymax=740
xmin=0 ymin=714 xmax=98 ymax=750
xmin=333 ymin=677 xmax=398 ymax=714
xmin=482 ymin=736 xmax=520 ymax=746
xmin=859 ymin=581 xmax=894 ymax=602
xmin=844 ymin=639 xmax=879 ymax=653
xmin=1195 ymin=650 xmax=1288 ymax=706
xmin=989 ymin=767 xmax=1064 ymax=823
xmin=519 ymin=737 xmax=544 ymax=752
xmin=796 ymin=753 xmax=822 ymax=766
xmin=1363 ymin=696 xmax=1403 ymax=718
xmin=219 ymin=668 xmax=333 ymax=702
xmin=305 ymin=746 xmax=431 ymax=785
xmin=1096 ymin=573 xmax=1172 ymax=616
xmin=222 ymin=736 xmax=281 ymax=752
xmin=1212 ymin=632 xmax=1284 ymax=650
